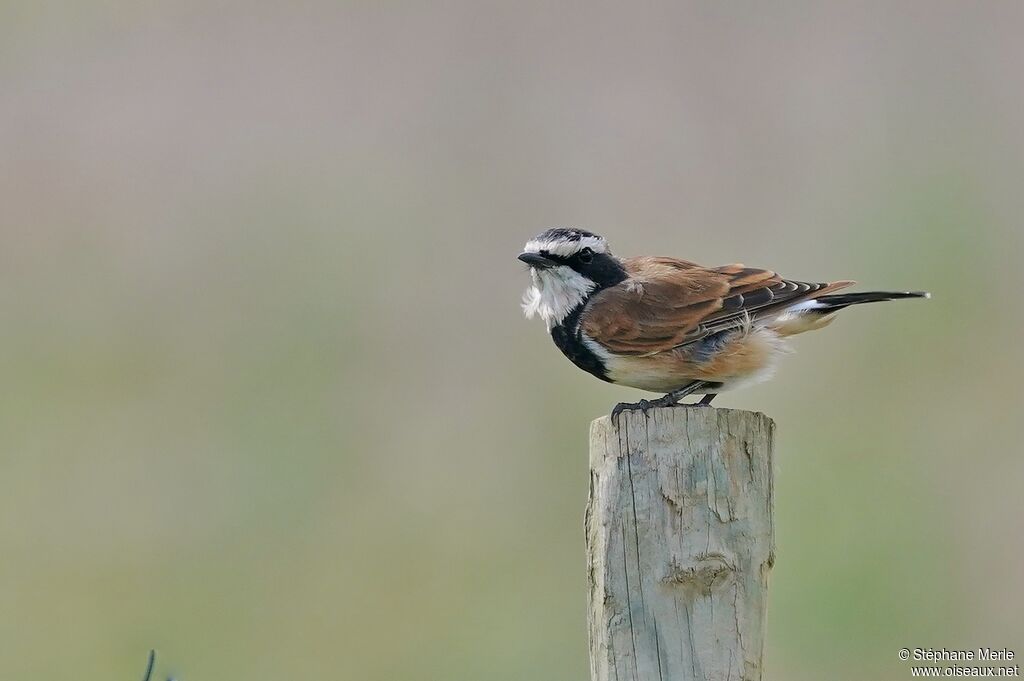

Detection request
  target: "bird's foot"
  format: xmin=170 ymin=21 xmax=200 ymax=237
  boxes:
xmin=611 ymin=383 xmax=721 ymax=425
xmin=611 ymin=394 xmax=699 ymax=425
xmin=647 ymin=393 xmax=691 ymax=409
xmin=611 ymin=399 xmax=654 ymax=425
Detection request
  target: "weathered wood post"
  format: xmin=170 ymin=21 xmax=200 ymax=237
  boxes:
xmin=587 ymin=406 xmax=775 ymax=681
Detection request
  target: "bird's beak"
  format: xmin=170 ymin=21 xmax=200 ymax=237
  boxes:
xmin=518 ymin=252 xmax=557 ymax=269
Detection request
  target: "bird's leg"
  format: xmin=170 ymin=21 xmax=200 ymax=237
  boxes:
xmin=612 ymin=381 xmax=717 ymax=424
xmin=646 ymin=381 xmax=713 ymax=409
xmin=698 ymin=392 xmax=718 ymax=406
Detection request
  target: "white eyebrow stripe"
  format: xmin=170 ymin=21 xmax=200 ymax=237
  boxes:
xmin=523 ymin=235 xmax=607 ymax=257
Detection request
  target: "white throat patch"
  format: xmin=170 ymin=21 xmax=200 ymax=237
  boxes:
xmin=522 ymin=266 xmax=596 ymax=328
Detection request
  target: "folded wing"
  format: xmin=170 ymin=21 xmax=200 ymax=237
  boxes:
xmin=580 ymin=257 xmax=853 ymax=355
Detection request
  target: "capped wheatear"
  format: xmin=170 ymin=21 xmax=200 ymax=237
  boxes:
xmin=519 ymin=228 xmax=929 ymax=420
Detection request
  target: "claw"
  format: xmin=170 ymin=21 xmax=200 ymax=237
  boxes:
xmin=610 ymin=400 xmax=648 ymax=426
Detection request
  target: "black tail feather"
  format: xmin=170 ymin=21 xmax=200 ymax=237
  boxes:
xmin=813 ymin=290 xmax=929 ymax=311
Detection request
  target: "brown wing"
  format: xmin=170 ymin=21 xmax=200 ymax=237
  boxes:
xmin=581 ymin=257 xmax=854 ymax=355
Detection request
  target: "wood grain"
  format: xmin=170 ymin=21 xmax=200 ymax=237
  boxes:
xmin=587 ymin=407 xmax=775 ymax=681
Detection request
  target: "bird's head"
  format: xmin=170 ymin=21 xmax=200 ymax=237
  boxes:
xmin=519 ymin=228 xmax=626 ymax=327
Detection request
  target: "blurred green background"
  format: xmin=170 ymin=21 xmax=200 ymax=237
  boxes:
xmin=2 ymin=2 xmax=1022 ymax=680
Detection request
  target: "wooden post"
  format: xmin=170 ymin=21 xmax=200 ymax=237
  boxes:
xmin=587 ymin=407 xmax=775 ymax=681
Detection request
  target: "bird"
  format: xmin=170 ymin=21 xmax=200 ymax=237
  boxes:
xmin=518 ymin=227 xmax=929 ymax=421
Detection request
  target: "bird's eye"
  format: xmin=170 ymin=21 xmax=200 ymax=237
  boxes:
xmin=578 ymin=247 xmax=594 ymax=264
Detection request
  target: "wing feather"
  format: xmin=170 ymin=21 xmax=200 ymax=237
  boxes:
xmin=581 ymin=257 xmax=853 ymax=355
